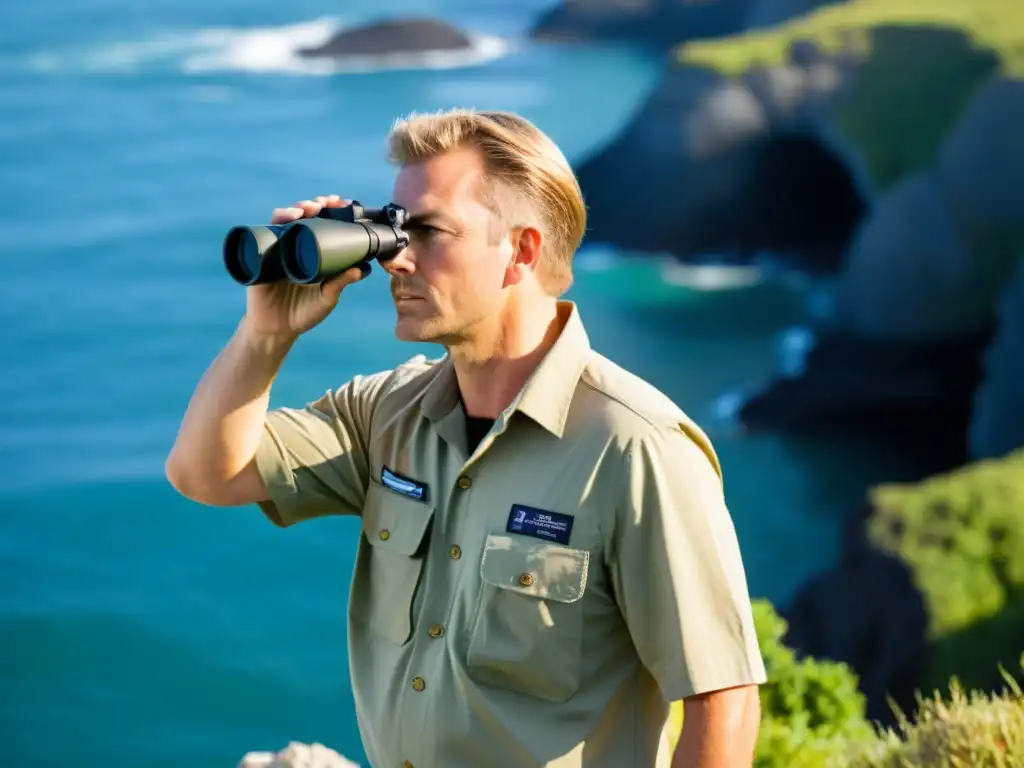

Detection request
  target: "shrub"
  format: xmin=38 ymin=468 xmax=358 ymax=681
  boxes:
xmin=668 ymin=599 xmax=874 ymax=766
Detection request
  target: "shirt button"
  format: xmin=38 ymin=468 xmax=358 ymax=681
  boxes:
xmin=378 ymin=529 xmax=390 ymax=541
xmin=456 ymin=475 xmax=472 ymax=490
xmin=412 ymin=676 xmax=426 ymax=692
xmin=427 ymin=624 xmax=444 ymax=638
xmin=519 ymin=572 xmax=534 ymax=587
xmin=449 ymin=544 xmax=462 ymax=560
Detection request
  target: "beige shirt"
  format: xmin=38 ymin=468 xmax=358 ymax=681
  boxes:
xmin=254 ymin=301 xmax=766 ymax=768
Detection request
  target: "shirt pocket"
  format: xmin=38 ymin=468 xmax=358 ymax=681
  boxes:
xmin=466 ymin=533 xmax=590 ymax=703
xmin=360 ymin=480 xmax=435 ymax=646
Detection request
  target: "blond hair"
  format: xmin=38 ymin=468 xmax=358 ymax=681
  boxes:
xmin=386 ymin=108 xmax=587 ymax=295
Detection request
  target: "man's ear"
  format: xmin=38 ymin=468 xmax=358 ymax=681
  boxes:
xmin=504 ymin=226 xmax=543 ymax=287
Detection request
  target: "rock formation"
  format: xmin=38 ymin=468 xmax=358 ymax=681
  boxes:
xmin=297 ymin=18 xmax=473 ymax=59
xmin=574 ymin=40 xmax=864 ymax=273
xmin=970 ymin=256 xmax=1024 ymax=460
xmin=780 ymin=509 xmax=929 ymax=727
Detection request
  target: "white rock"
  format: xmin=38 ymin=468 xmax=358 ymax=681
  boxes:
xmin=237 ymin=742 xmax=360 ymax=768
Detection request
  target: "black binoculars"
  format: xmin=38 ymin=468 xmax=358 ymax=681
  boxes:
xmin=223 ymin=201 xmax=410 ymax=286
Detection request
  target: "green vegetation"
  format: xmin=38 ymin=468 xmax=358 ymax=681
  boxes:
xmin=673 ymin=0 xmax=1024 ymax=189
xmin=867 ymin=448 xmax=1024 ymax=692
xmin=668 ymin=601 xmax=1023 ymax=766
xmin=667 ymin=450 xmax=1024 ymax=764
xmin=750 ymin=600 xmax=877 ymax=766
xmin=844 ymin=667 xmax=1024 ymax=767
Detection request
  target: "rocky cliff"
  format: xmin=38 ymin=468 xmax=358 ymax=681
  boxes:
xmin=569 ymin=0 xmax=1024 ymax=463
xmin=538 ymin=0 xmax=1024 ymax=721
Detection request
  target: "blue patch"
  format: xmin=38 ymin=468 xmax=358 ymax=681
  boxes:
xmin=506 ymin=504 xmax=574 ymax=545
xmin=380 ymin=466 xmax=428 ymax=502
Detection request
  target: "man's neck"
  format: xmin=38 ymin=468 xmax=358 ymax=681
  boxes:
xmin=450 ymin=298 xmax=564 ymax=419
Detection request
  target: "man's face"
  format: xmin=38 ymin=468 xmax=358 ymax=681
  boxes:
xmin=385 ymin=147 xmax=517 ymax=345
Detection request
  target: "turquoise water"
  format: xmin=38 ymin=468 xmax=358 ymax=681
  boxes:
xmin=0 ymin=1 xmax=913 ymax=765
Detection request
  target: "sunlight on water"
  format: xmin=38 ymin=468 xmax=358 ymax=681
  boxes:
xmin=17 ymin=16 xmax=512 ymax=76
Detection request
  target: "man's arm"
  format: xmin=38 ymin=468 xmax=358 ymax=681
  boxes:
xmin=165 ymin=316 xmax=386 ymax=526
xmin=165 ymin=318 xmax=296 ymax=508
xmin=674 ymin=684 xmax=761 ymax=767
xmin=607 ymin=422 xmax=766 ymax=765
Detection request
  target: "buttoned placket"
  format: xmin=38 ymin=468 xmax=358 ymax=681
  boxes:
xmin=398 ymin=407 xmax=516 ymax=768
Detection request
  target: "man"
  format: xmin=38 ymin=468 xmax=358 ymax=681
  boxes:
xmin=166 ymin=108 xmax=767 ymax=768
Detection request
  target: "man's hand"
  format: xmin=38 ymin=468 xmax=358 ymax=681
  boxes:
xmin=672 ymin=684 xmax=761 ymax=767
xmin=245 ymin=194 xmax=371 ymax=338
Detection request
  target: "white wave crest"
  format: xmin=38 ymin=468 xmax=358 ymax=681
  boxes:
xmin=20 ymin=17 xmax=511 ymax=77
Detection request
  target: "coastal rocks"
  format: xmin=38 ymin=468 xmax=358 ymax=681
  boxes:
xmin=736 ymin=71 xmax=1024 ymax=445
xmin=780 ymin=524 xmax=928 ymax=726
xmin=529 ymin=0 xmax=751 ymax=50
xmin=735 ymin=324 xmax=990 ymax=468
xmin=969 ymin=256 xmax=1024 ymax=460
xmin=238 ymin=742 xmax=359 ymax=768
xmin=937 ymin=78 xmax=1024 ymax=236
xmin=830 ymin=170 xmax=980 ymax=342
xmin=297 ymin=18 xmax=472 ymax=58
xmin=575 ymin=47 xmax=864 ymax=272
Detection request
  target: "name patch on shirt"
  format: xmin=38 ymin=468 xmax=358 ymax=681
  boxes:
xmin=381 ymin=465 xmax=428 ymax=502
xmin=506 ymin=504 xmax=573 ymax=545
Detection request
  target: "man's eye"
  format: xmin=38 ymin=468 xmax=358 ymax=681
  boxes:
xmin=409 ymin=225 xmax=441 ymax=238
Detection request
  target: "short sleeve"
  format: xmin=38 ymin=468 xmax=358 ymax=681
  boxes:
xmin=253 ymin=370 xmax=391 ymax=527
xmin=607 ymin=424 xmax=767 ymax=701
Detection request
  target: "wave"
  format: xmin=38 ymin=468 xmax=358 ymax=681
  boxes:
xmin=19 ymin=16 xmax=511 ymax=77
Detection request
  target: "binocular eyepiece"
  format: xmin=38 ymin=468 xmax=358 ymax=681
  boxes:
xmin=224 ymin=201 xmax=410 ymax=286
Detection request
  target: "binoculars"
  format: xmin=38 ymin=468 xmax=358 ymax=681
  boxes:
xmin=223 ymin=201 xmax=410 ymax=286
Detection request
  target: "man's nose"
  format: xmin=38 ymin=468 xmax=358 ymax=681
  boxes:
xmin=380 ymin=245 xmax=416 ymax=276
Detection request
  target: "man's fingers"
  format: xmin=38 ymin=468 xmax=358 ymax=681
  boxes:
xmin=269 ymin=206 xmax=305 ymax=225
xmin=294 ymin=199 xmax=323 ymax=217
xmin=316 ymin=195 xmax=350 ymax=208
xmin=270 ymin=196 xmax=351 ymax=223
xmin=320 ymin=263 xmax=371 ymax=301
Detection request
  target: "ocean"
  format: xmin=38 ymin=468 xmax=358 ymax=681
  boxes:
xmin=0 ymin=0 xmax=913 ymax=765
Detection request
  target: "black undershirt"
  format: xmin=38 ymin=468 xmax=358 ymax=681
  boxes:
xmin=465 ymin=416 xmax=494 ymax=455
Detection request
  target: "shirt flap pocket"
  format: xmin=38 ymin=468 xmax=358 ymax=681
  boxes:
xmin=479 ymin=533 xmax=589 ymax=604
xmin=361 ymin=480 xmax=434 ymax=557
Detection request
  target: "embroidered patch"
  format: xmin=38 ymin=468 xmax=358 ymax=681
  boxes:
xmin=381 ymin=465 xmax=428 ymax=502
xmin=506 ymin=504 xmax=574 ymax=545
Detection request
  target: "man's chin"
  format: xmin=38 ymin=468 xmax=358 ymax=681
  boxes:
xmin=395 ymin=318 xmax=440 ymax=343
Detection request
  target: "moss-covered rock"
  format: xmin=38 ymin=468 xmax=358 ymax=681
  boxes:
xmin=677 ymin=0 xmax=1024 ymax=191
xmin=866 ymin=449 xmax=1024 ymax=691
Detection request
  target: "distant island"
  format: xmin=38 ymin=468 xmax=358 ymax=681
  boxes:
xmin=297 ymin=18 xmax=474 ymax=59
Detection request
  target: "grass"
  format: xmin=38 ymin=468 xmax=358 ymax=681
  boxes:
xmin=842 ymin=665 xmax=1024 ymax=767
xmin=672 ymin=0 xmax=1024 ymax=189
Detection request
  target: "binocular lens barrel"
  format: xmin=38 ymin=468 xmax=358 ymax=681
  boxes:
xmin=281 ymin=219 xmax=406 ymax=284
xmin=223 ymin=225 xmax=288 ymax=286
xmin=222 ymin=203 xmax=409 ymax=286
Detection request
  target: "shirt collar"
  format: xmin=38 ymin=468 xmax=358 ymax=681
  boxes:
xmin=421 ymin=300 xmax=591 ymax=438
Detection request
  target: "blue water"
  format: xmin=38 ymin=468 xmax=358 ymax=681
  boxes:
xmin=0 ymin=1 xmax=917 ymax=765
